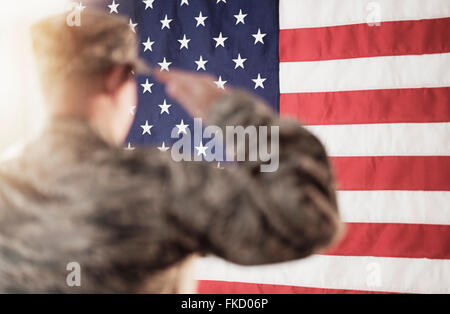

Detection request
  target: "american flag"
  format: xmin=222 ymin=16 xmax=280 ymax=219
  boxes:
xmin=93 ymin=0 xmax=450 ymax=294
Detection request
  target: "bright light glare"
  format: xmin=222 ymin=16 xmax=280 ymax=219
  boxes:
xmin=0 ymin=0 xmax=71 ymax=158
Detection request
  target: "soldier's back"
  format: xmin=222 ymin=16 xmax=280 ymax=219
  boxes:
xmin=0 ymin=118 xmax=189 ymax=293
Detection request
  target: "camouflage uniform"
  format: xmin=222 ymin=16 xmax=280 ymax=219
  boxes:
xmin=0 ymin=10 xmax=342 ymax=293
xmin=0 ymin=91 xmax=341 ymax=293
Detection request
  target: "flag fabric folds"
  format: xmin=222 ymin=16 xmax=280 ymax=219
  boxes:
xmin=94 ymin=0 xmax=450 ymax=294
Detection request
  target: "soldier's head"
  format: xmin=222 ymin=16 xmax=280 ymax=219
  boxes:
xmin=30 ymin=9 xmax=151 ymax=145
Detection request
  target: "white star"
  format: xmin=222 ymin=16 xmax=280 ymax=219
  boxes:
xmin=232 ymin=53 xmax=247 ymax=69
xmin=195 ymin=56 xmax=208 ymax=71
xmin=213 ymin=32 xmax=228 ymax=48
xmin=161 ymin=15 xmax=173 ymax=30
xmin=195 ymin=11 xmax=208 ymax=27
xmin=129 ymin=19 xmax=138 ymax=33
xmin=216 ymin=0 xmax=226 ymax=3
xmin=180 ymin=0 xmax=189 ymax=6
xmin=142 ymin=37 xmax=155 ymax=52
xmin=195 ymin=142 xmax=208 ymax=157
xmin=159 ymin=99 xmax=172 ymax=114
xmin=141 ymin=79 xmax=154 ymax=94
xmin=125 ymin=142 xmax=135 ymax=151
xmin=141 ymin=121 xmax=154 ymax=135
xmin=252 ymin=73 xmax=267 ymax=89
xmin=234 ymin=9 xmax=247 ymax=25
xmin=178 ymin=34 xmax=191 ymax=50
xmin=214 ymin=76 xmax=227 ymax=89
xmin=158 ymin=142 xmax=170 ymax=152
xmin=176 ymin=120 xmax=189 ymax=135
xmin=143 ymin=0 xmax=155 ymax=10
xmin=158 ymin=57 xmax=172 ymax=71
xmin=252 ymin=28 xmax=267 ymax=45
xmin=129 ymin=106 xmax=136 ymax=116
xmin=108 ymin=0 xmax=119 ymax=14
xmin=76 ymin=2 xmax=86 ymax=12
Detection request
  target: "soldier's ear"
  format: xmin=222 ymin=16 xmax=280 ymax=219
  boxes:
xmin=103 ymin=65 xmax=131 ymax=95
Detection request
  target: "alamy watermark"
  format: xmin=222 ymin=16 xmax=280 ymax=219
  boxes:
xmin=366 ymin=1 xmax=382 ymax=27
xmin=366 ymin=262 xmax=382 ymax=288
xmin=166 ymin=118 xmax=280 ymax=173
xmin=66 ymin=2 xmax=85 ymax=27
xmin=66 ymin=262 xmax=81 ymax=287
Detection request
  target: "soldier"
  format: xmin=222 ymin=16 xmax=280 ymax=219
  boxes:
xmin=0 ymin=10 xmax=342 ymax=293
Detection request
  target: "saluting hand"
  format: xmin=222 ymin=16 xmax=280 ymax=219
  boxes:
xmin=154 ymin=69 xmax=227 ymax=119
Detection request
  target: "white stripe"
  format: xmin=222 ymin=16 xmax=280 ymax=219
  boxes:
xmin=280 ymin=0 xmax=450 ymax=29
xmin=195 ymin=255 xmax=450 ymax=294
xmin=338 ymin=191 xmax=450 ymax=225
xmin=280 ymin=53 xmax=450 ymax=93
xmin=305 ymin=123 xmax=450 ymax=156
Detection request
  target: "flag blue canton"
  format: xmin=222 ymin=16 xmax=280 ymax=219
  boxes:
xmin=92 ymin=0 xmax=279 ymax=148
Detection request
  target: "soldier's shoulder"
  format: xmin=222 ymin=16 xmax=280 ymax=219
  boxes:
xmin=107 ymin=145 xmax=172 ymax=171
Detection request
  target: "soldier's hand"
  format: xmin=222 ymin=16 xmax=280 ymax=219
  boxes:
xmin=154 ymin=69 xmax=227 ymax=118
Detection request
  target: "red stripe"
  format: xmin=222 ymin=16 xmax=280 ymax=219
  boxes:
xmin=197 ymin=281 xmax=393 ymax=294
xmin=326 ymin=223 xmax=450 ymax=259
xmin=280 ymin=87 xmax=450 ymax=125
xmin=332 ymin=156 xmax=450 ymax=191
xmin=280 ymin=18 xmax=450 ymax=62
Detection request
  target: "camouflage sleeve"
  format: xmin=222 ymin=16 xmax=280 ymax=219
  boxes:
xmin=156 ymin=91 xmax=343 ymax=266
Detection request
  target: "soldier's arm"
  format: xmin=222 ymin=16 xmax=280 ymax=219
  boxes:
xmin=157 ymin=90 xmax=342 ymax=265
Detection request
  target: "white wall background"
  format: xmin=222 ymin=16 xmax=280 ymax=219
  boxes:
xmin=0 ymin=0 xmax=71 ymax=158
